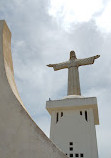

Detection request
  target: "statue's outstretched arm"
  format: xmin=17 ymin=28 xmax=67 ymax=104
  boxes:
xmin=47 ymin=61 xmax=69 ymax=71
xmin=77 ymin=55 xmax=100 ymax=67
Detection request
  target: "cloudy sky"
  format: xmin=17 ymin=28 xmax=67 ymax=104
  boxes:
xmin=0 ymin=0 xmax=111 ymax=157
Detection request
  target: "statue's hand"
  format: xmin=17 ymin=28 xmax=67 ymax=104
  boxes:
xmin=94 ymin=55 xmax=100 ymax=59
xmin=47 ymin=64 xmax=55 ymax=67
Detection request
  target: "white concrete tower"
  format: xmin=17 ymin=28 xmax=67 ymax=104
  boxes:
xmin=46 ymin=51 xmax=100 ymax=158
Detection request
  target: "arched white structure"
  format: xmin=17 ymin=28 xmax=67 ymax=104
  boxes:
xmin=0 ymin=20 xmax=67 ymax=158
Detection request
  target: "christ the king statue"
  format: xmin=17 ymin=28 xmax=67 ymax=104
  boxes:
xmin=47 ymin=51 xmax=100 ymax=95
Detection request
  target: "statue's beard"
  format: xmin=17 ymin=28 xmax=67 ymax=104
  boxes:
xmin=70 ymin=56 xmax=76 ymax=60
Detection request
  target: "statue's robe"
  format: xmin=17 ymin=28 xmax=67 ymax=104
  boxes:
xmin=52 ymin=56 xmax=96 ymax=95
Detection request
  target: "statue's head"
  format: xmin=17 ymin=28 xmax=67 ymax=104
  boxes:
xmin=70 ymin=51 xmax=76 ymax=59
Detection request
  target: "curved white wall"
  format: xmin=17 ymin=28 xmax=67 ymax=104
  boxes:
xmin=0 ymin=20 xmax=67 ymax=158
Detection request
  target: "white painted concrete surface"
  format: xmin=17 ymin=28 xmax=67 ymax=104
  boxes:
xmin=47 ymin=96 xmax=99 ymax=158
xmin=0 ymin=20 xmax=67 ymax=158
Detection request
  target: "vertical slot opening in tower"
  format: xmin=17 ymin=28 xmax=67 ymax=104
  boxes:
xmin=80 ymin=111 xmax=82 ymax=115
xmin=56 ymin=112 xmax=59 ymax=123
xmin=85 ymin=111 xmax=88 ymax=121
xmin=61 ymin=112 xmax=63 ymax=117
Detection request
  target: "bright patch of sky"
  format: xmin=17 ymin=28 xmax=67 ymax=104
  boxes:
xmin=49 ymin=0 xmax=111 ymax=32
xmin=96 ymin=1 xmax=111 ymax=32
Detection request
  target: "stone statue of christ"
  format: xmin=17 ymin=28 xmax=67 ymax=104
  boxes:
xmin=47 ymin=51 xmax=100 ymax=95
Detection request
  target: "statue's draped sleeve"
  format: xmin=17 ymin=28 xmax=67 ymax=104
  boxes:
xmin=53 ymin=61 xmax=69 ymax=71
xmin=76 ymin=56 xmax=95 ymax=67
